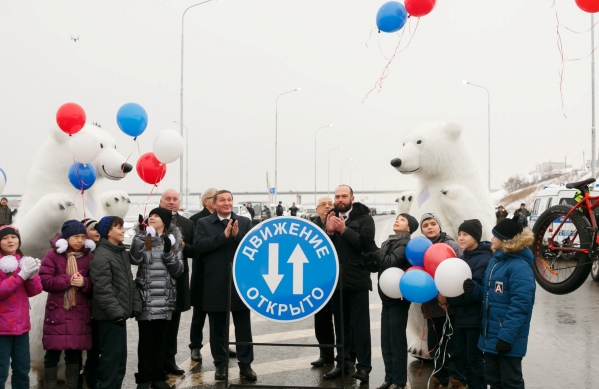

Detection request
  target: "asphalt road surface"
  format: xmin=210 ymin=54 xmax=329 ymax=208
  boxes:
xmin=23 ymin=215 xmax=599 ymax=388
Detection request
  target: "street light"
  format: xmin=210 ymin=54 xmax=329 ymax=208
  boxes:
xmin=340 ymin=158 xmax=353 ymax=182
xmin=327 ymin=146 xmax=342 ymax=197
xmin=463 ymin=80 xmax=491 ymax=191
xmin=179 ymin=0 xmax=216 ymax=199
xmin=173 ymin=120 xmax=189 ymax=210
xmin=314 ymin=124 xmax=333 ymax=204
xmin=275 ymin=87 xmax=301 ymax=205
xmin=350 ymin=166 xmax=360 ymax=187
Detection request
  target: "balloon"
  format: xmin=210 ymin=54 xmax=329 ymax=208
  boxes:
xmin=68 ymin=163 xmax=96 ymax=191
xmin=405 ymin=0 xmax=436 ymax=17
xmin=423 ymin=243 xmax=456 ymax=278
xmin=153 ymin=129 xmax=184 ymax=164
xmin=0 ymin=168 xmax=6 ymax=195
xmin=116 ymin=103 xmax=148 ymax=138
xmin=405 ymin=265 xmax=426 ymax=272
xmin=434 ymin=258 xmax=472 ymax=298
xmin=405 ymin=236 xmax=432 ymax=267
xmin=376 ymin=1 xmax=408 ymax=33
xmin=136 ymin=152 xmax=166 ymax=185
xmin=56 ymin=103 xmax=86 ymax=135
xmin=379 ymin=268 xmax=405 ymax=299
xmin=69 ymin=132 xmax=101 ymax=164
xmin=576 ymin=0 xmax=599 ymax=13
xmin=399 ymin=269 xmax=438 ymax=303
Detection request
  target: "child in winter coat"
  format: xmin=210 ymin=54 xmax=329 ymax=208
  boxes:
xmin=0 ymin=225 xmax=42 ymax=389
xmin=463 ymin=218 xmax=535 ymax=389
xmin=39 ymin=220 xmax=95 ymax=389
xmin=362 ymin=213 xmax=418 ymax=389
xmin=419 ymin=213 xmax=466 ymax=389
xmin=442 ymin=219 xmax=492 ymax=389
xmin=129 ymin=207 xmax=183 ymax=389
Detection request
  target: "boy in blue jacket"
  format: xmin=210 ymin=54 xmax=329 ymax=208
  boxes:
xmin=463 ymin=218 xmax=535 ymax=389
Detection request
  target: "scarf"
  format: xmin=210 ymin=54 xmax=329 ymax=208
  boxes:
xmin=64 ymin=251 xmax=84 ymax=310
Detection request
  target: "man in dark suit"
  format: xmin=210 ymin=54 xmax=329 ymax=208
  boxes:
xmin=159 ymin=189 xmax=196 ymax=376
xmin=193 ymin=190 xmax=257 ymax=381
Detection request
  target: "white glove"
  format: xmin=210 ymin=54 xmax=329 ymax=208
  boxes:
xmin=169 ymin=234 xmax=176 ymax=246
xmin=18 ymin=256 xmax=36 ymax=280
xmin=22 ymin=256 xmax=40 ymax=279
xmin=55 ymin=238 xmax=68 ymax=254
xmin=146 ymin=226 xmax=156 ymax=237
xmin=84 ymin=239 xmax=96 ymax=252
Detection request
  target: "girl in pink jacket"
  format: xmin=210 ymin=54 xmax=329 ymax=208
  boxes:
xmin=0 ymin=225 xmax=42 ymax=389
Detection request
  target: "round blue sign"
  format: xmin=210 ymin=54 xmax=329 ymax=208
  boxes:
xmin=234 ymin=217 xmax=338 ymax=322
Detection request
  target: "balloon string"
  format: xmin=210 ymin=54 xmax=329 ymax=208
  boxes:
xmin=71 ymin=158 xmax=89 ymax=220
xmin=141 ymin=183 xmax=159 ymax=218
xmin=553 ymin=1 xmax=568 ymax=119
xmin=365 ymin=28 xmax=376 ymax=49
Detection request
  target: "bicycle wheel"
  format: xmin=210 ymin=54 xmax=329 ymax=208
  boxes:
xmin=531 ymin=204 xmax=593 ymax=294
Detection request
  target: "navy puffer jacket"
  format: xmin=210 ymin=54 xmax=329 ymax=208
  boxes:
xmin=446 ymin=241 xmax=492 ymax=328
xmin=472 ymin=230 xmax=536 ymax=357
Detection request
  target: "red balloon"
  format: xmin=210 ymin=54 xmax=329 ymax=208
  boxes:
xmin=576 ymin=0 xmax=599 ymax=13
xmin=406 ymin=266 xmax=426 ymax=272
xmin=405 ymin=0 xmax=436 ymax=17
xmin=136 ymin=152 xmax=166 ymax=185
xmin=56 ymin=103 xmax=86 ymax=135
xmin=423 ymin=243 xmax=456 ymax=278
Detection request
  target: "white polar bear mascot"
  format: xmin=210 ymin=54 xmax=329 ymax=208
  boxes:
xmin=14 ymin=124 xmax=132 ymax=377
xmin=390 ymin=122 xmax=495 ymax=359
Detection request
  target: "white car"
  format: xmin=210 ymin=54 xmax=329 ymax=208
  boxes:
xmin=232 ymin=204 xmax=252 ymax=221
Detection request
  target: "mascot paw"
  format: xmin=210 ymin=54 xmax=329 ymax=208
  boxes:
xmin=100 ymin=191 xmax=131 ymax=218
xmin=397 ymin=190 xmax=416 ymax=214
xmin=408 ymin=344 xmax=432 ymax=361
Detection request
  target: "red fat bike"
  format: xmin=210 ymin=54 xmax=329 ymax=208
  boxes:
xmin=532 ymin=177 xmax=599 ymax=294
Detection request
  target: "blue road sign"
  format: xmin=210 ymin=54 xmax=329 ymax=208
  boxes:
xmin=269 ymin=187 xmax=276 ymax=194
xmin=234 ymin=217 xmax=339 ymax=322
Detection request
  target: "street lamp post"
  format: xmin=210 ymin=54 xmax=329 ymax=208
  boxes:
xmin=463 ymin=80 xmax=491 ymax=191
xmin=314 ymin=124 xmax=333 ymax=204
xmin=340 ymin=158 xmax=352 ymax=182
xmin=327 ymin=147 xmax=342 ymax=197
xmin=173 ymin=121 xmax=189 ymax=210
xmin=362 ymin=173 xmax=371 ymax=203
xmin=350 ymin=166 xmax=360 ymax=187
xmin=275 ymin=87 xmax=301 ymax=205
xmin=179 ymin=0 xmax=215 ymax=199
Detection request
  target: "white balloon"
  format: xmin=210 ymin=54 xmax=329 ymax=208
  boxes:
xmin=69 ymin=132 xmax=101 ymax=164
xmin=434 ymin=258 xmax=473 ymax=298
xmin=379 ymin=268 xmax=405 ymax=299
xmin=0 ymin=169 xmax=6 ymax=195
xmin=153 ymin=129 xmax=184 ymax=164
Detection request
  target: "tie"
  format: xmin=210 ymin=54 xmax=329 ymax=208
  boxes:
xmin=342 ymin=214 xmax=348 ymax=221
xmin=222 ymin=219 xmax=230 ymax=228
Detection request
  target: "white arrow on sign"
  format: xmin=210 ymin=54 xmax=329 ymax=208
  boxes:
xmin=287 ymin=244 xmax=309 ymax=295
xmin=263 ymin=243 xmax=284 ymax=293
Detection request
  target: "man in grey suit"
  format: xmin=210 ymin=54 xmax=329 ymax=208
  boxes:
xmin=193 ymin=190 xmax=256 ymax=381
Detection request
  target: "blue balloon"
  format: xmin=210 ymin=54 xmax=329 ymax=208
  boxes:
xmin=116 ymin=103 xmax=148 ymax=138
xmin=405 ymin=236 xmax=432 ymax=267
xmin=376 ymin=1 xmax=408 ymax=33
xmin=400 ymin=269 xmax=438 ymax=303
xmin=68 ymin=163 xmax=96 ymax=191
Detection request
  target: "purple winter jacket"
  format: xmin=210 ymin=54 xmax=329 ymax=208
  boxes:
xmin=40 ymin=236 xmax=93 ymax=351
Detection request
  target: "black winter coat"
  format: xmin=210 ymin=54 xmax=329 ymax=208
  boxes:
xmin=189 ymin=208 xmax=211 ymax=308
xmin=363 ymin=233 xmax=412 ymax=307
xmin=446 ymin=241 xmax=492 ymax=328
xmin=328 ymin=202 xmax=375 ymax=291
xmin=89 ymin=238 xmax=142 ymax=322
xmin=171 ymin=213 xmax=195 ymax=312
xmin=193 ymin=212 xmax=252 ymax=312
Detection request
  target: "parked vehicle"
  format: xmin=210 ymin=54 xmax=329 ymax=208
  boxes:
xmin=240 ymin=201 xmax=272 ymax=225
xmin=232 ymin=204 xmax=252 ymax=221
xmin=303 ymin=207 xmax=317 ymax=220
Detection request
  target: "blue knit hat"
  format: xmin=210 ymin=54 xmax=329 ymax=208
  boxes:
xmin=96 ymin=216 xmax=116 ymax=240
xmin=61 ymin=220 xmax=87 ymax=241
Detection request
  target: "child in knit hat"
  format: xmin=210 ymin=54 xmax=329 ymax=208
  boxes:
xmin=0 ymin=225 xmax=42 ymax=389
xmin=463 ymin=218 xmax=535 ymax=389
xmin=39 ymin=220 xmax=95 ymax=389
xmin=361 ymin=213 xmax=418 ymax=389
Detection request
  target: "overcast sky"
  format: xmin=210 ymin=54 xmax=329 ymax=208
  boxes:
xmin=1 ymin=0 xmax=597 ymax=199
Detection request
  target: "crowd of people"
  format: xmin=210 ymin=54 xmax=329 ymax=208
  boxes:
xmin=0 ymin=185 xmax=536 ymax=389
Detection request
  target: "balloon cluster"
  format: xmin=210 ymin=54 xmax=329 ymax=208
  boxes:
xmin=576 ymin=0 xmax=599 ymax=13
xmin=378 ymin=236 xmax=472 ymax=303
xmin=376 ymin=0 xmax=436 ymax=33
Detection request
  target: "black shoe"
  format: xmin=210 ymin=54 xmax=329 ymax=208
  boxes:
xmin=228 ymin=348 xmax=237 ymax=357
xmin=375 ymin=383 xmax=391 ymax=389
xmin=190 ymin=349 xmax=202 ymax=362
xmin=311 ymin=357 xmax=334 ymax=367
xmin=239 ymin=365 xmax=257 ymax=381
xmin=150 ymin=381 xmax=170 ymax=389
xmin=351 ymin=370 xmax=369 ymax=383
xmin=214 ymin=365 xmax=227 ymax=381
xmin=136 ymin=384 xmax=150 ymax=389
xmin=323 ymin=367 xmax=346 ymax=380
xmin=164 ymin=364 xmax=185 ymax=376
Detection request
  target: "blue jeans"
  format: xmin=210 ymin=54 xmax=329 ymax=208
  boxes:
xmin=0 ymin=333 xmax=30 ymax=389
xmin=381 ymin=304 xmax=410 ymax=386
